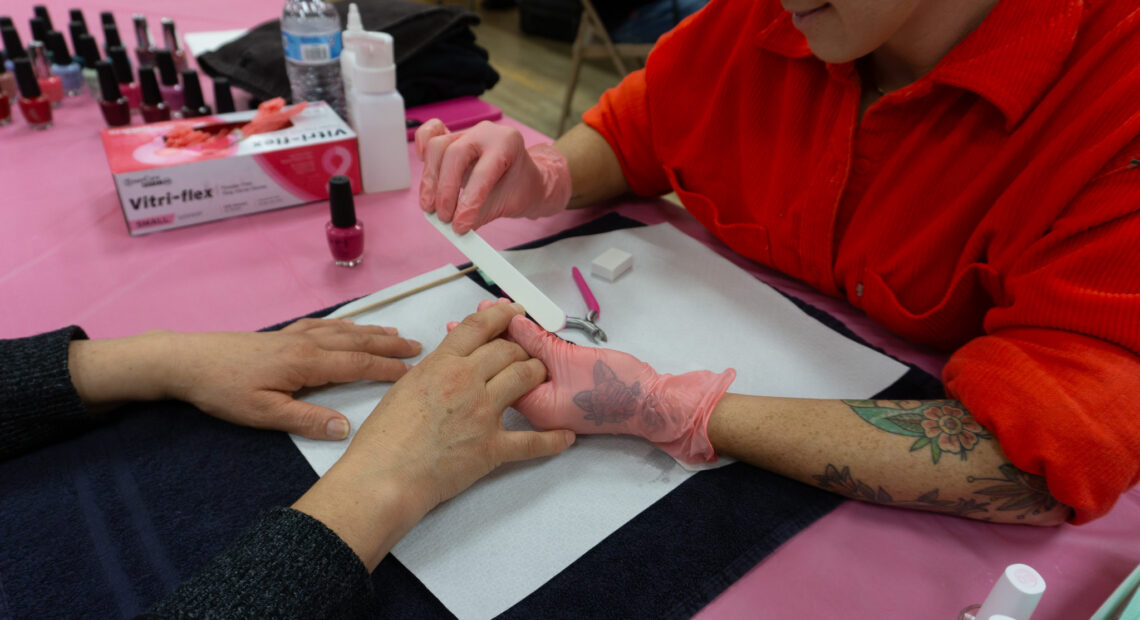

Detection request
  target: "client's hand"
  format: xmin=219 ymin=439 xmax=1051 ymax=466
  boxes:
xmin=507 ymin=315 xmax=736 ymax=465
xmin=68 ymin=318 xmax=422 ymax=440
xmin=292 ymin=302 xmax=576 ymax=570
xmin=415 ymin=119 xmax=572 ymax=234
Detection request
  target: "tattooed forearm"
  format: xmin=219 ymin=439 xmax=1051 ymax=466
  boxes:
xmin=814 ymin=463 xmax=1058 ymax=520
xmin=842 ymin=399 xmax=992 ymax=464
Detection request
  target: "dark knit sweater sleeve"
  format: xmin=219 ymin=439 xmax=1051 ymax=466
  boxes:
xmin=143 ymin=507 xmax=375 ymax=619
xmin=0 ymin=326 xmax=98 ymax=461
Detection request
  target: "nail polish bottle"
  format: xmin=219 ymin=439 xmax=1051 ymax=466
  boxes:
xmin=68 ymin=21 xmax=88 ymax=63
xmin=2 ymin=26 xmax=26 ymax=71
xmin=76 ymin=34 xmax=101 ymax=99
xmin=47 ymin=32 xmax=83 ymax=96
xmin=70 ymin=9 xmax=87 ymax=27
xmin=155 ymin=49 xmax=183 ymax=113
xmin=213 ymin=76 xmax=235 ymax=113
xmin=0 ymin=53 xmax=17 ymax=101
xmin=13 ymin=58 xmax=52 ymax=129
xmin=33 ymin=6 xmax=54 ymax=32
xmin=326 ymin=175 xmax=365 ymax=267
xmin=95 ymin=59 xmax=129 ymax=127
xmin=137 ymin=64 xmax=169 ymax=123
xmin=29 ymin=18 xmax=49 ymax=45
xmin=160 ymin=18 xmax=188 ymax=72
xmin=0 ymin=87 xmax=10 ymax=126
xmin=102 ymin=22 xmax=121 ymax=55
xmin=179 ymin=69 xmax=211 ymax=118
xmin=28 ymin=42 xmax=63 ymax=107
xmin=108 ymin=46 xmax=139 ymax=110
xmin=132 ymin=15 xmax=157 ymax=67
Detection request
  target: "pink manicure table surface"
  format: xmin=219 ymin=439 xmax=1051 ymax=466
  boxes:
xmin=1 ymin=1 xmax=1137 ymax=617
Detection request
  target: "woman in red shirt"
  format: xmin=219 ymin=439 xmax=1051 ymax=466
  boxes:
xmin=416 ymin=0 xmax=1140 ymax=525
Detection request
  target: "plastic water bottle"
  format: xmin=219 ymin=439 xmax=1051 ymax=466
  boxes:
xmin=281 ymin=0 xmax=346 ymax=119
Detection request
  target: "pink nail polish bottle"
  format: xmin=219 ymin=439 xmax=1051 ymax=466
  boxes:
xmin=326 ymin=175 xmax=365 ymax=267
xmin=108 ymin=45 xmax=140 ymax=110
xmin=28 ymin=41 xmax=63 ymax=107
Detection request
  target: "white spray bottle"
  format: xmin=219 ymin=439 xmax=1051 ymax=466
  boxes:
xmin=341 ymin=3 xmax=364 ymax=119
xmin=346 ymin=29 xmax=410 ymax=193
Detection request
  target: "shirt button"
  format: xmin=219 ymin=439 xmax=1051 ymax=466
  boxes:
xmin=856 ymin=282 xmax=864 ymax=297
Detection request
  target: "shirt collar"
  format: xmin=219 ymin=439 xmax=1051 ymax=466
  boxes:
xmin=755 ymin=0 xmax=1084 ymax=131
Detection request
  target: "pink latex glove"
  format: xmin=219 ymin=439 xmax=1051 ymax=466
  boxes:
xmin=506 ymin=314 xmax=736 ymax=465
xmin=414 ymin=119 xmax=572 ymax=234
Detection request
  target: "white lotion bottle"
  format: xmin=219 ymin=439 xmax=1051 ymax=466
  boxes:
xmin=346 ymin=29 xmax=410 ymax=193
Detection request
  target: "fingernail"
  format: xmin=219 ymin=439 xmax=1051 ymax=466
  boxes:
xmin=326 ymin=418 xmax=349 ymax=440
xmin=510 ymin=303 xmax=525 ymax=313
xmin=497 ymin=298 xmax=511 ymax=305
xmin=564 ymin=431 xmax=576 ymax=447
xmin=404 ymin=361 xmax=415 ymax=371
xmin=407 ymin=339 xmax=422 ymax=349
xmin=384 ymin=326 xmax=398 ymax=335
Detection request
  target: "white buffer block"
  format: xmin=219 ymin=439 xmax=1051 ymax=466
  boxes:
xmin=591 ymin=248 xmax=633 ymax=282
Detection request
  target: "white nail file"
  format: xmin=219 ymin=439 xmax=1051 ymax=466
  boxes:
xmin=424 ymin=212 xmax=567 ymax=332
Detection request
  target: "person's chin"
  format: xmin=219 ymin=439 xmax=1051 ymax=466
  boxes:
xmin=803 ymin=39 xmax=860 ymax=64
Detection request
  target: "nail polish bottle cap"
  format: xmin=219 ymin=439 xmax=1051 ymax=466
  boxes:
xmin=48 ymin=31 xmax=73 ymax=66
xmin=155 ymin=49 xmax=178 ymax=86
xmin=0 ymin=18 xmax=12 ymax=30
xmin=70 ymin=9 xmax=86 ymax=26
xmin=0 ymin=51 xmax=7 ymax=74
xmin=213 ymin=76 xmax=235 ymax=113
xmin=160 ymin=18 xmax=182 ymax=53
xmin=976 ymin=564 xmax=1045 ymax=620
xmin=181 ymin=68 xmax=205 ymax=108
xmin=100 ymin=11 xmax=115 ymax=27
xmin=329 ymin=176 xmax=357 ymax=228
xmin=77 ymin=33 xmax=100 ymax=68
xmin=96 ymin=59 xmax=122 ymax=101
xmin=33 ymin=6 xmax=54 ymax=32
xmin=132 ymin=14 xmax=152 ymax=48
xmin=13 ymin=58 xmax=43 ymax=98
xmin=103 ymin=23 xmax=122 ymax=50
xmin=69 ymin=21 xmax=88 ymax=49
xmin=139 ymin=64 xmax=163 ymax=105
xmin=2 ymin=26 xmax=26 ymax=59
xmin=109 ymin=46 xmax=133 ymax=84
xmin=29 ymin=17 xmax=49 ymax=43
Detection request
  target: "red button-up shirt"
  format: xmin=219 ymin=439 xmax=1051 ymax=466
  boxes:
xmin=583 ymin=0 xmax=1140 ymax=523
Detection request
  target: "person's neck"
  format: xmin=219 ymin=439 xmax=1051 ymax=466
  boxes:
xmin=870 ymin=0 xmax=1000 ymax=92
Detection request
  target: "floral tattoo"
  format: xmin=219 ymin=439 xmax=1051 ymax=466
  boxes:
xmin=573 ymin=361 xmax=641 ymax=426
xmin=843 ymin=399 xmax=992 ymax=464
xmin=815 ymin=463 xmax=1057 ymax=520
xmin=969 ymin=464 xmax=1059 ymax=520
xmin=813 ymin=464 xmax=990 ymax=518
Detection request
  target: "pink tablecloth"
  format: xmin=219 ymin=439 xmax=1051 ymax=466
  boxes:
xmin=1 ymin=1 xmax=1137 ymax=617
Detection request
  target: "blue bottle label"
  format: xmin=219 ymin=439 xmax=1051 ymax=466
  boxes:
xmin=282 ymin=30 xmax=343 ymax=64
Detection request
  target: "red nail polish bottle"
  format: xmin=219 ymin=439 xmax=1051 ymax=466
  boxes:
xmin=12 ymin=58 xmax=52 ymax=129
xmin=28 ymin=41 xmax=63 ymax=107
xmin=137 ymin=64 xmax=170 ymax=123
xmin=95 ymin=59 xmax=130 ymax=127
xmin=0 ymin=92 xmax=11 ymax=126
xmin=326 ymin=176 xmax=365 ymax=267
xmin=108 ymin=45 xmax=140 ymax=109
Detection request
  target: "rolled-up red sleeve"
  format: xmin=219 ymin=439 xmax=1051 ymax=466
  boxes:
xmin=944 ymin=160 xmax=1140 ymax=524
xmin=582 ymin=69 xmax=672 ymax=197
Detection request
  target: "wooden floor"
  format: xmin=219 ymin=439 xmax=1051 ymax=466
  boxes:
xmin=417 ymin=1 xmax=629 ymax=138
